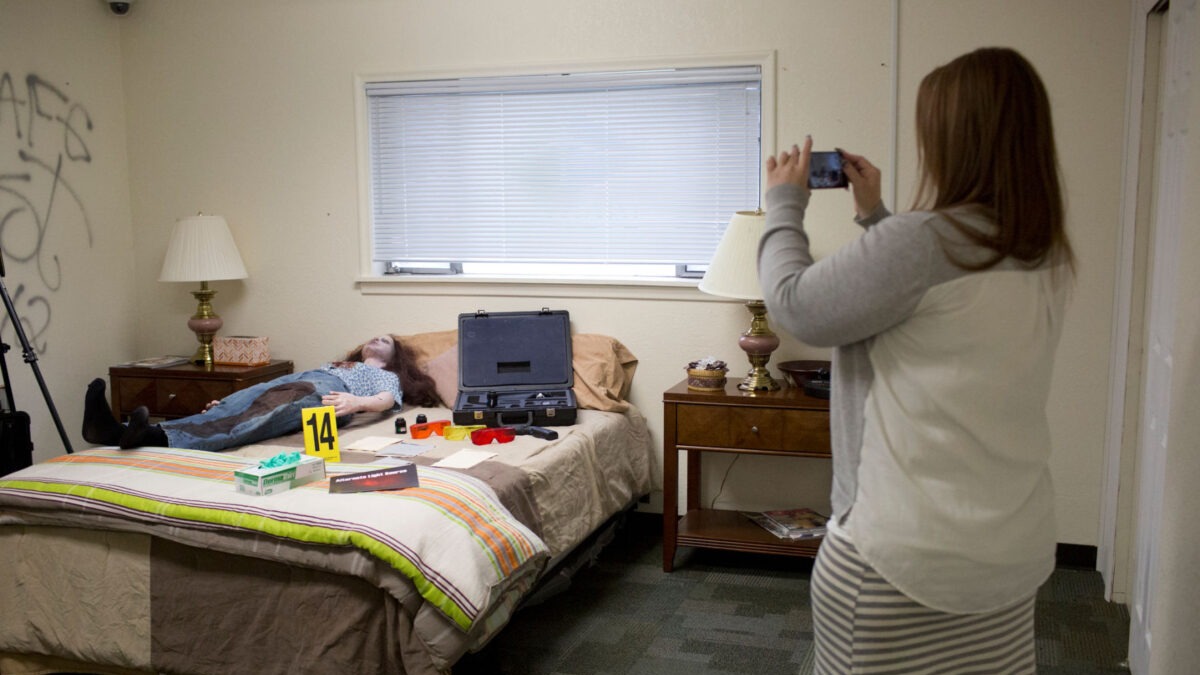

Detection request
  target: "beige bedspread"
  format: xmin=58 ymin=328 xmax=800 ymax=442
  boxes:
xmin=241 ymin=405 xmax=656 ymax=559
xmin=0 ymin=405 xmax=655 ymax=675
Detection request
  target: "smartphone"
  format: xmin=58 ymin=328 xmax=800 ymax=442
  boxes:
xmin=808 ymin=150 xmax=848 ymax=189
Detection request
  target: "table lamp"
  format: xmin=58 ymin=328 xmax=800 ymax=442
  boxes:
xmin=698 ymin=209 xmax=780 ymax=391
xmin=158 ymin=214 xmax=248 ymax=368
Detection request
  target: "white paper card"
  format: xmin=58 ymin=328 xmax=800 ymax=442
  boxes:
xmin=371 ymin=456 xmax=416 ymax=466
xmin=343 ymin=435 xmax=433 ymax=457
xmin=432 ymin=449 xmax=497 ymax=469
xmin=324 ymin=462 xmax=376 ymax=475
xmin=375 ymin=441 xmax=432 ymax=457
xmin=346 ymin=436 xmax=405 ymax=452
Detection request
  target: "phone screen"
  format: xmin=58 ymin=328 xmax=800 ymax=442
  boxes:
xmin=808 ymin=151 xmax=848 ymax=189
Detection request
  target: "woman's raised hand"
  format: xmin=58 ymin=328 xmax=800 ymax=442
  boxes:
xmin=837 ymin=148 xmax=883 ymax=219
xmin=766 ymin=136 xmax=812 ymax=191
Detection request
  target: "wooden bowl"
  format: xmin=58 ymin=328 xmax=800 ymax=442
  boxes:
xmin=777 ymin=360 xmax=831 ymax=387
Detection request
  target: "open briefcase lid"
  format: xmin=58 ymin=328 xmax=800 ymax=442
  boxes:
xmin=457 ymin=309 xmax=574 ymax=392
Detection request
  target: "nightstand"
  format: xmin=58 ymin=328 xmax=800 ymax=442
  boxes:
xmin=662 ymin=378 xmax=831 ymax=572
xmin=109 ymin=360 xmax=295 ymax=420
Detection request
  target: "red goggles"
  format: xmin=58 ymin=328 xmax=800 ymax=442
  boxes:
xmin=409 ymin=419 xmax=451 ymax=439
xmin=470 ymin=426 xmax=515 ymax=445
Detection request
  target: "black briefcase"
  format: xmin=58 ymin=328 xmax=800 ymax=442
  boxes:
xmin=452 ymin=309 xmax=578 ymax=427
xmin=0 ymin=409 xmax=33 ymax=477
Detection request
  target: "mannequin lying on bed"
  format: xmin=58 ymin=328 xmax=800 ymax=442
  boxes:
xmin=82 ymin=334 xmax=440 ymax=452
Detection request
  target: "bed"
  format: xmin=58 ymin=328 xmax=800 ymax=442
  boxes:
xmin=0 ymin=331 xmax=656 ymax=675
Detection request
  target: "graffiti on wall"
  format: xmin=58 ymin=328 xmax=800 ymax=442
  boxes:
xmin=0 ymin=71 xmax=95 ymax=354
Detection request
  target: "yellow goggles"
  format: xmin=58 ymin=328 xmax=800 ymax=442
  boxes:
xmin=444 ymin=424 xmax=486 ymax=441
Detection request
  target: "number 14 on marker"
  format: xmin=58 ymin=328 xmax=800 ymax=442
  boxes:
xmin=301 ymin=405 xmax=341 ymax=462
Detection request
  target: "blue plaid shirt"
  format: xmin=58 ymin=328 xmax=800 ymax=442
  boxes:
xmin=320 ymin=362 xmax=402 ymax=409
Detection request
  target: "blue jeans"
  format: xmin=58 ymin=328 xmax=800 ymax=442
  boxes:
xmin=160 ymin=370 xmax=348 ymax=452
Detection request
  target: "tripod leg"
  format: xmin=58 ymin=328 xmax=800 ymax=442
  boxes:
xmin=0 ymin=277 xmax=74 ymax=453
xmin=26 ymin=358 xmax=74 ymax=453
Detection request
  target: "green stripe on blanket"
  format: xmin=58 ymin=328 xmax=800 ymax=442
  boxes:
xmin=0 ymin=448 xmax=548 ymax=632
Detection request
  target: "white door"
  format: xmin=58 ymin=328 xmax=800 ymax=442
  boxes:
xmin=1127 ymin=0 xmax=1192 ymax=671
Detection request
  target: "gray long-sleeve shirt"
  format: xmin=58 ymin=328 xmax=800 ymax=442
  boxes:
xmin=757 ymin=183 xmax=1069 ymax=613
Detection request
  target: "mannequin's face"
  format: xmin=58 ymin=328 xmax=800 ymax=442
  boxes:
xmin=362 ymin=335 xmax=396 ymax=362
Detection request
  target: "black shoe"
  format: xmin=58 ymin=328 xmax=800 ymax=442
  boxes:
xmin=83 ymin=378 xmax=126 ymax=445
xmin=119 ymin=406 xmax=169 ymax=449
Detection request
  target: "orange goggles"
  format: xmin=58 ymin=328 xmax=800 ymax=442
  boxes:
xmin=444 ymin=424 xmax=486 ymax=441
xmin=470 ymin=426 xmax=516 ymax=445
xmin=409 ymin=419 xmax=451 ymax=439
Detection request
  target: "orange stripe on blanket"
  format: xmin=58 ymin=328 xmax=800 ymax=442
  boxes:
xmin=296 ymin=470 xmax=537 ymax=570
xmin=49 ymin=451 xmax=238 ymax=481
xmin=52 ymin=449 xmax=534 ymax=573
xmin=413 ymin=473 xmax=540 ymax=560
xmin=415 ymin=489 xmax=526 ymax=573
xmin=403 ymin=480 xmax=535 ymax=569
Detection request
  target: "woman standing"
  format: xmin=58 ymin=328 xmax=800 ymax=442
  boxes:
xmin=758 ymin=48 xmax=1074 ymax=673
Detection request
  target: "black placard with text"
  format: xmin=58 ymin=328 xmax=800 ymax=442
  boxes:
xmin=328 ymin=463 xmax=419 ymax=493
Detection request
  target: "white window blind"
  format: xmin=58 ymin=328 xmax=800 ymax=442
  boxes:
xmin=365 ymin=65 xmax=762 ymax=272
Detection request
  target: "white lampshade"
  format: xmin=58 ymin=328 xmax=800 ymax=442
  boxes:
xmin=159 ymin=214 xmax=248 ymax=282
xmin=698 ymin=210 xmax=765 ymax=300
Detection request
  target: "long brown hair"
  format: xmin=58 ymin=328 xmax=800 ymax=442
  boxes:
xmin=340 ymin=335 xmax=440 ymax=408
xmin=913 ymin=47 xmax=1074 ymax=273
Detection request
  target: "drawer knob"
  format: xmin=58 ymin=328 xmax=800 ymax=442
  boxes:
xmin=750 ymin=425 xmax=759 ymax=434
xmin=167 ymin=393 xmax=177 ymax=400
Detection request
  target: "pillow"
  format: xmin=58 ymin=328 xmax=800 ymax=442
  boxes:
xmin=423 ymin=346 xmax=460 ymax=408
xmin=398 ymin=329 xmax=457 ymax=368
xmin=570 ymin=333 xmax=638 ymax=412
xmin=412 ymin=332 xmax=639 ymax=412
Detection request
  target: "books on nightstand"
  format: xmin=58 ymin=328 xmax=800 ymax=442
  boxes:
xmin=119 ymin=355 xmax=190 ymax=368
xmin=742 ymin=507 xmax=829 ymax=540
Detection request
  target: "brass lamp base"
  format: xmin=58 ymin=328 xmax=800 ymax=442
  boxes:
xmin=737 ymin=300 xmax=780 ymax=391
xmin=187 ymin=281 xmax=223 ymax=369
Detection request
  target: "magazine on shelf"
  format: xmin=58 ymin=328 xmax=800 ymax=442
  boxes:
xmin=120 ymin=355 xmax=191 ymax=368
xmin=742 ymin=507 xmax=829 ymax=540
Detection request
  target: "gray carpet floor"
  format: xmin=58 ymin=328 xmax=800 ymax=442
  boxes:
xmin=456 ymin=512 xmax=1130 ymax=675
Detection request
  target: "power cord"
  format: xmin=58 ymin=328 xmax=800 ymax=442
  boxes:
xmin=709 ymin=454 xmax=741 ymax=509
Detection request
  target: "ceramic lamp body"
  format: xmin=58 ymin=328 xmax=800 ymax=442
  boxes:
xmin=187 ymin=316 xmax=223 ymax=334
xmin=737 ymin=332 xmax=780 ymax=357
xmin=187 ymin=315 xmax=223 ymax=367
xmin=186 ymin=283 xmax=223 ymax=367
xmin=736 ymin=300 xmax=781 ymax=391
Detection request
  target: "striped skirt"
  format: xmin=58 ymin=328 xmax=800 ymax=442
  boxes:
xmin=810 ymin=529 xmax=1036 ymax=674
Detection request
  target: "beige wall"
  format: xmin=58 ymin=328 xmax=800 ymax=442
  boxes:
xmin=0 ymin=0 xmax=136 ymax=461
xmin=6 ymin=1 xmax=1130 ymax=548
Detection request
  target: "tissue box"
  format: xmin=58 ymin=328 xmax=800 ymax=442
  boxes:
xmin=234 ymin=454 xmax=325 ymax=496
xmin=214 ymin=335 xmax=271 ymax=366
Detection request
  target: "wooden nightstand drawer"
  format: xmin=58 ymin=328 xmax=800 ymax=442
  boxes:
xmin=113 ymin=376 xmax=157 ymax=413
xmin=109 ymin=360 xmax=294 ymax=420
xmin=782 ymin=409 xmax=831 ymax=456
xmin=676 ymin=403 xmax=830 ymax=455
xmin=114 ymin=377 xmax=232 ymax=418
xmin=156 ymin=378 xmax=234 ymax=417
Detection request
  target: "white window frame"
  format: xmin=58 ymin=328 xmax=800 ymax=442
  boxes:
xmin=354 ymin=53 xmax=776 ymax=295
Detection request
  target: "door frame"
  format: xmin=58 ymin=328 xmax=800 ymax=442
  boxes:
xmin=1098 ymin=0 xmax=1168 ymax=605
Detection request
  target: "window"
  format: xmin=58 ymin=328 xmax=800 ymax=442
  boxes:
xmin=363 ymin=63 xmax=764 ymax=281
